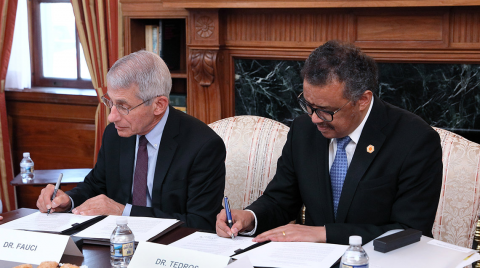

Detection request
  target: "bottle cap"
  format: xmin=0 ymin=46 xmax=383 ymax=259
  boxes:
xmin=349 ymin=235 xmax=362 ymax=245
xmin=116 ymin=217 xmax=128 ymax=225
xmin=23 ymin=152 xmax=30 ymax=157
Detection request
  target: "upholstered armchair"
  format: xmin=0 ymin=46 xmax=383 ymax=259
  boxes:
xmin=432 ymin=127 xmax=480 ymax=250
xmin=208 ymin=116 xmax=289 ymax=210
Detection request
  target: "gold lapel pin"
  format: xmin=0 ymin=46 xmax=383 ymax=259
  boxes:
xmin=367 ymin=145 xmax=374 ymax=153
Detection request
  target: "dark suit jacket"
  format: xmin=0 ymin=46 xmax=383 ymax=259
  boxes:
xmin=67 ymin=106 xmax=226 ymax=231
xmin=247 ymin=95 xmax=443 ymax=244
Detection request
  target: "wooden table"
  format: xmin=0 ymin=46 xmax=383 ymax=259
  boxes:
xmin=10 ymin=169 xmax=90 ymax=209
xmin=0 ymin=208 xmax=197 ymax=267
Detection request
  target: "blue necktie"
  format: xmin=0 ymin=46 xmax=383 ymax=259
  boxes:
xmin=331 ymin=136 xmax=351 ymax=218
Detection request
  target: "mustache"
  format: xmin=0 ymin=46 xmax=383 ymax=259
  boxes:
xmin=315 ymin=122 xmax=334 ymax=129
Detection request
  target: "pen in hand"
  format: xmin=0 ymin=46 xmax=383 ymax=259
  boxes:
xmin=224 ymin=196 xmax=235 ymax=239
xmin=47 ymin=173 xmax=63 ymax=215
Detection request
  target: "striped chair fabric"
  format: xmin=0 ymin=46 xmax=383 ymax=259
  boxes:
xmin=209 ymin=116 xmax=289 ymax=210
xmin=432 ymin=127 xmax=480 ymax=249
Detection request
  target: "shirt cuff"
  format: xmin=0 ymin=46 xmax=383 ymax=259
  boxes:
xmin=122 ymin=204 xmax=132 ymax=216
xmin=239 ymin=209 xmax=258 ymax=236
xmin=67 ymin=196 xmax=74 ymax=213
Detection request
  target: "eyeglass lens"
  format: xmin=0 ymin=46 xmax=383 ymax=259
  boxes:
xmin=101 ymin=96 xmax=130 ymax=115
xmin=298 ymin=98 xmax=334 ymax=122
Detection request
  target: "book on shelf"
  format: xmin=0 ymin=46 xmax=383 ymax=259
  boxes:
xmin=152 ymin=25 xmax=158 ymax=55
xmin=170 ymin=94 xmax=187 ymax=113
xmin=145 ymin=25 xmax=153 ymax=52
xmin=158 ymin=20 xmax=163 ymax=58
xmin=144 ymin=19 xmax=182 ymax=71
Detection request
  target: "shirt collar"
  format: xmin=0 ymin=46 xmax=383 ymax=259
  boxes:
xmin=330 ymin=96 xmax=374 ymax=145
xmin=348 ymin=96 xmax=374 ymax=144
xmin=138 ymin=106 xmax=170 ymax=150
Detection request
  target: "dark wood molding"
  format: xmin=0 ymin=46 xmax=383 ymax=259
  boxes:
xmin=5 ymin=87 xmax=98 ymax=105
xmin=120 ymin=2 xmax=480 ymax=124
xmin=163 ymin=0 xmax=480 ymax=8
xmin=191 ymin=50 xmax=217 ymax=86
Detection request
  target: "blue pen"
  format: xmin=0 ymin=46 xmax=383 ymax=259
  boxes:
xmin=224 ymin=196 xmax=235 ymax=239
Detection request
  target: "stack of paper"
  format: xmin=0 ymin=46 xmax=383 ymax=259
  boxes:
xmin=232 ymin=241 xmax=348 ymax=268
xmin=0 ymin=211 xmax=99 ymax=233
xmin=74 ymin=215 xmax=181 ymax=244
xmin=169 ymin=231 xmax=257 ymax=256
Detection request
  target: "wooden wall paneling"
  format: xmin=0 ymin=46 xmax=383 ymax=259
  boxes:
xmin=450 ymin=7 xmax=480 ymax=49
xmin=353 ymin=8 xmax=449 ymax=49
xmin=122 ymin=3 xmax=480 ymax=125
xmin=163 ymin=0 xmax=480 ymax=9
xmin=187 ymin=9 xmax=223 ymax=124
xmin=5 ymin=90 xmax=97 ymax=175
xmin=223 ymin=9 xmax=353 ymax=49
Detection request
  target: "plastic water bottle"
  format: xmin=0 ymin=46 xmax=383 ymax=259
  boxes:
xmin=341 ymin=235 xmax=369 ymax=268
xmin=20 ymin=152 xmax=34 ymax=182
xmin=110 ymin=217 xmax=135 ymax=267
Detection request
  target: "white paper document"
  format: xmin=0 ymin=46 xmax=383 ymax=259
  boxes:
xmin=0 ymin=211 xmax=97 ymax=233
xmin=233 ymin=241 xmax=348 ymax=268
xmin=363 ymin=231 xmax=480 ymax=268
xmin=74 ymin=215 xmax=179 ymax=242
xmin=169 ymin=232 xmax=257 ymax=256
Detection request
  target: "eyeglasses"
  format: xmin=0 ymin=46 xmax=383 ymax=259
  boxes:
xmin=101 ymin=94 xmax=158 ymax=115
xmin=297 ymin=92 xmax=351 ymax=122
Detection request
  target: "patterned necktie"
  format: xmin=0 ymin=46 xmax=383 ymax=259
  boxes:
xmin=330 ymin=136 xmax=351 ymax=218
xmin=132 ymin=135 xmax=148 ymax=206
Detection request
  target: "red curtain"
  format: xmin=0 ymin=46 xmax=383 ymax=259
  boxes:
xmin=71 ymin=0 xmax=119 ymax=162
xmin=0 ymin=0 xmax=18 ymax=212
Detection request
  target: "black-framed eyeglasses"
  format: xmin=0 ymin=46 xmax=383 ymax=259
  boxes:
xmin=297 ymin=92 xmax=351 ymax=122
xmin=101 ymin=94 xmax=158 ymax=115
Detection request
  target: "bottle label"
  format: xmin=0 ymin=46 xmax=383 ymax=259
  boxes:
xmin=110 ymin=242 xmax=134 ymax=257
xmin=341 ymin=264 xmax=368 ymax=268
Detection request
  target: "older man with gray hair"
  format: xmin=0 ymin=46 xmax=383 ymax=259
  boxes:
xmin=37 ymin=51 xmax=226 ymax=230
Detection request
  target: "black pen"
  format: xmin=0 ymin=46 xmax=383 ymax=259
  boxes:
xmin=224 ymin=196 xmax=235 ymax=239
xmin=47 ymin=173 xmax=63 ymax=215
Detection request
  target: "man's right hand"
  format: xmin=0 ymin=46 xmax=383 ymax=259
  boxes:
xmin=216 ymin=209 xmax=255 ymax=238
xmin=36 ymin=184 xmax=72 ymax=213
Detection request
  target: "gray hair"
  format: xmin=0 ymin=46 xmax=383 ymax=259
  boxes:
xmin=106 ymin=50 xmax=172 ymax=105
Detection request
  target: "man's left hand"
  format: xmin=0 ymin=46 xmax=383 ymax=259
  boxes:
xmin=72 ymin=194 xmax=125 ymax=216
xmin=253 ymin=224 xmax=326 ymax=243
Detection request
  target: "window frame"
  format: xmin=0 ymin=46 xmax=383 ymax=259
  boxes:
xmin=31 ymin=0 xmax=93 ymax=89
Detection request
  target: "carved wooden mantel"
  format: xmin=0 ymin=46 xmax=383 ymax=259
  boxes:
xmin=121 ymin=1 xmax=480 ymax=124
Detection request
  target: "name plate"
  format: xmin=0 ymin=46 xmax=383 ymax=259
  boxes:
xmin=129 ymin=242 xmax=230 ymax=268
xmin=226 ymin=257 xmax=253 ymax=268
xmin=0 ymin=229 xmax=82 ymax=265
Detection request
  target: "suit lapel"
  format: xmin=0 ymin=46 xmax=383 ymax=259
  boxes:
xmin=151 ymin=106 xmax=179 ymax=208
xmin=335 ymin=95 xmax=388 ymax=223
xmin=314 ymin=130 xmax=335 ymax=223
xmin=120 ymin=135 xmax=136 ymax=204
